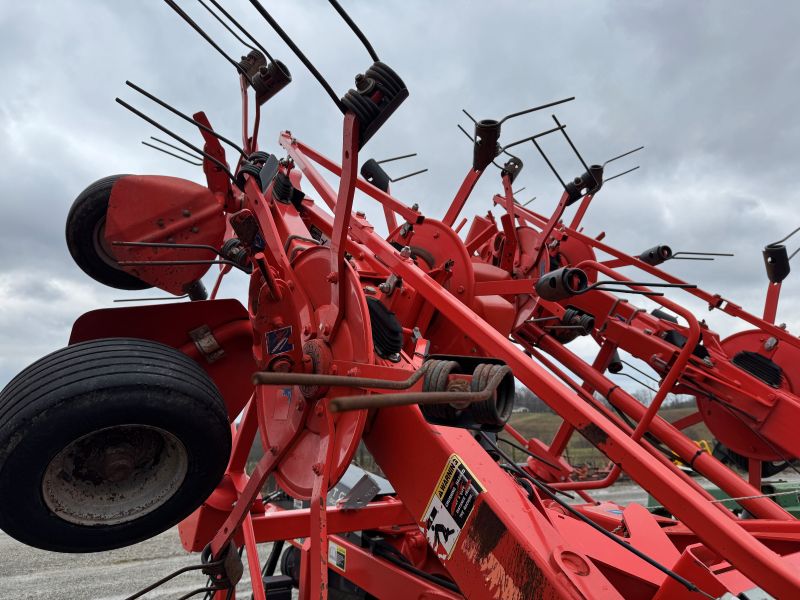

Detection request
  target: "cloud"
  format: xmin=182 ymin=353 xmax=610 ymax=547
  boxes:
xmin=1 ymin=0 xmax=799 ymax=389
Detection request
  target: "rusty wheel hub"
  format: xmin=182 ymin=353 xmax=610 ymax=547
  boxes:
xmin=41 ymin=424 xmax=188 ymax=526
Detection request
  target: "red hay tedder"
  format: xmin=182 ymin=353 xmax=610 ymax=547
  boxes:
xmin=2 ymin=2 xmax=800 ymax=599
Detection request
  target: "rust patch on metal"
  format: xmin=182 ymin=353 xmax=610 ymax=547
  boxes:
xmin=579 ymin=423 xmax=609 ymax=448
xmin=461 ymin=502 xmax=552 ymax=600
xmin=470 ymin=500 xmax=505 ymax=560
xmin=507 ymin=547 xmax=550 ymax=600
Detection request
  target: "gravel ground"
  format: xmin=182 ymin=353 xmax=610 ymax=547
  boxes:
xmin=0 ymin=527 xmax=281 ymax=600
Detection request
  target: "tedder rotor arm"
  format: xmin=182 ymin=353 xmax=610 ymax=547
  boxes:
xmin=281 ymin=134 xmax=800 ymax=599
xmin=496 ymin=193 xmax=800 ymax=351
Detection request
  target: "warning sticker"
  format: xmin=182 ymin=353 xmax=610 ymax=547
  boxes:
xmin=328 ymin=543 xmax=346 ymax=572
xmin=421 ymin=454 xmax=484 ymax=560
xmin=266 ymin=325 xmax=294 ymax=355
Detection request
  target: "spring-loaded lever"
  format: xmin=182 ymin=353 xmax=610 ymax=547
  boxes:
xmin=248 ymin=0 xmax=407 ymax=147
xmin=672 ymin=251 xmax=735 ymax=261
xmin=162 ymin=0 xmax=255 ymax=86
xmin=327 ymin=0 xmax=380 ymax=61
xmin=126 ymin=81 xmax=247 ymax=159
xmin=639 ymin=245 xmax=734 ymax=266
xmin=597 ymin=146 xmax=644 ymax=186
xmin=197 ymin=0 xmax=259 ymax=55
xmin=149 ymin=136 xmax=204 ymax=161
xmin=112 ymin=241 xmax=253 ymax=274
xmin=361 ymin=153 xmax=428 ymax=192
xmin=457 ymin=98 xmax=574 ymax=172
xmin=535 ymin=266 xmax=695 ymax=301
xmin=499 ymin=97 xmax=576 ymax=125
xmin=115 ymin=97 xmax=236 ymax=183
xmin=248 ymin=0 xmax=344 ymax=110
xmin=141 ymin=139 xmax=203 ymax=166
xmin=603 ymin=145 xmax=644 ymax=167
xmin=550 ymin=114 xmax=604 ymax=203
xmin=604 ymin=165 xmax=640 ymax=183
xmin=195 ymin=0 xmax=292 ymax=106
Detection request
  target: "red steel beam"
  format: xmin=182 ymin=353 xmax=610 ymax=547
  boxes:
xmin=251 ymin=500 xmax=414 ymax=542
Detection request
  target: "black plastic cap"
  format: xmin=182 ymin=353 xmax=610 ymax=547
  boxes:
xmin=763 ymin=244 xmax=791 ymax=284
xmin=535 ymin=267 xmax=589 ymax=301
xmin=639 ymin=245 xmax=673 ymax=266
xmin=360 ymin=158 xmax=391 ymax=192
xmin=473 ymin=119 xmax=501 ymax=171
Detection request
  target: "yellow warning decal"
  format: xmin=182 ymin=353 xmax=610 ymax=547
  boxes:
xmin=328 ymin=542 xmax=346 ymax=572
xmin=421 ymin=454 xmax=485 ymax=560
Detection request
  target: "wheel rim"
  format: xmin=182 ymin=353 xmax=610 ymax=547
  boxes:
xmin=92 ymin=215 xmax=121 ymax=269
xmin=41 ymin=424 xmax=189 ymax=526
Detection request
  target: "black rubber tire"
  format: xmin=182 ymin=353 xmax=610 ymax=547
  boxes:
xmin=0 ymin=338 xmax=231 ymax=552
xmin=712 ymin=442 xmax=792 ymax=478
xmin=65 ymin=174 xmax=151 ymax=290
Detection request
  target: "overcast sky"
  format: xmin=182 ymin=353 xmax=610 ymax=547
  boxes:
xmin=2 ymin=1 xmax=800 ymax=388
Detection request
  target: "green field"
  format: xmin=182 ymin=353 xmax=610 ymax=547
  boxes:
xmin=506 ymin=405 xmax=712 ymax=467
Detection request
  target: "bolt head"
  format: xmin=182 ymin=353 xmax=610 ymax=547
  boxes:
xmin=400 ymin=246 xmax=412 ymax=259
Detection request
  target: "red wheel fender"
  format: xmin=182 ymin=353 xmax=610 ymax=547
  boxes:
xmin=69 ymin=299 xmax=255 ymax=421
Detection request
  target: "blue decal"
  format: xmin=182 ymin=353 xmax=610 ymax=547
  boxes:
xmin=267 ymin=326 xmax=294 ymax=355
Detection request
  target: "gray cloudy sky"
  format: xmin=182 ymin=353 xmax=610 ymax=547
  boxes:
xmin=2 ymin=1 xmax=800 ymax=387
